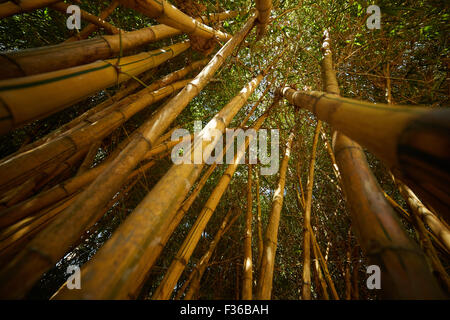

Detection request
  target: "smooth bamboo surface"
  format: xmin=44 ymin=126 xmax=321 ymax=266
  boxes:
xmin=119 ymin=0 xmax=231 ymax=41
xmin=0 ymin=41 xmax=190 ymax=134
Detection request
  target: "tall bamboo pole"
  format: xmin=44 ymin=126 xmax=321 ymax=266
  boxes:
xmin=396 ymin=181 xmax=450 ymax=252
xmin=184 ymin=209 xmax=240 ymax=300
xmin=0 ymin=41 xmax=190 ymax=135
xmin=255 ymin=132 xmax=295 ymax=300
xmin=255 ymin=170 xmax=264 ymax=271
xmin=301 ymin=121 xmax=321 ymax=300
xmin=242 ymin=164 xmax=253 ymax=300
xmin=282 ymin=30 xmax=445 ymax=299
xmin=279 ymin=86 xmax=450 ymax=218
xmin=119 ymin=0 xmax=231 ymax=41
xmin=308 ymin=224 xmax=339 ymax=299
xmin=311 ymin=228 xmax=329 ymax=300
xmin=255 ymin=0 xmax=272 ymax=39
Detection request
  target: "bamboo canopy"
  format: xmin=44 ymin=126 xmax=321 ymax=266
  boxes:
xmin=119 ymin=0 xmax=231 ymax=41
xmin=0 ymin=40 xmax=190 ymax=134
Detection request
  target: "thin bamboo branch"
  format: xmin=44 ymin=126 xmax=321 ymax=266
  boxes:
xmin=302 ymin=121 xmax=321 ymax=300
xmin=242 ymin=164 xmax=253 ymax=300
xmin=255 ymin=131 xmax=295 ymax=300
xmin=119 ymin=0 xmax=231 ymax=41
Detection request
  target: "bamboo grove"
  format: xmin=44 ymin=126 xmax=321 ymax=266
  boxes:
xmin=0 ymin=0 xmax=448 ymax=300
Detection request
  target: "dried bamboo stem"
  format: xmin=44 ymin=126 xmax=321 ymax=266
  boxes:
xmin=255 ymin=132 xmax=295 ymax=300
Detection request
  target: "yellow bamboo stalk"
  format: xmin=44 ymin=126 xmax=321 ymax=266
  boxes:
xmin=242 ymin=164 xmax=253 ymax=300
xmin=76 ymin=141 xmax=102 ymax=175
xmin=408 ymin=200 xmax=450 ymax=293
xmin=311 ymin=229 xmax=329 ymax=300
xmin=308 ymin=224 xmax=339 ymax=300
xmin=255 ymin=169 xmax=264 ymax=272
xmin=0 ymin=0 xmax=59 ymax=18
xmin=0 ymin=41 xmax=190 ymax=134
xmin=119 ymin=0 xmax=231 ymax=41
xmin=184 ymin=208 xmax=240 ymax=300
xmin=0 ymin=77 xmax=191 ymax=195
xmin=255 ymin=132 xmax=295 ymax=300
xmin=255 ymin=0 xmax=272 ymax=39
xmin=151 ymin=109 xmax=269 ymax=300
xmin=279 ymin=85 xmax=450 ymax=218
xmin=301 ymin=121 xmax=321 ymax=300
xmin=397 ymin=181 xmax=450 ymax=252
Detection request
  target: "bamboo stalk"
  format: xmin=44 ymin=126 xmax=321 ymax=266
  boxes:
xmin=0 ymin=77 xmax=191 ymax=196
xmin=119 ymin=0 xmax=232 ymax=41
xmin=0 ymin=0 xmax=60 ymax=18
xmin=311 ymin=228 xmax=329 ymax=300
xmin=396 ymin=181 xmax=450 ymax=252
xmin=408 ymin=199 xmax=450 ymax=293
xmin=242 ymin=164 xmax=253 ymax=300
xmin=50 ymin=2 xmax=120 ymax=35
xmin=309 ymin=224 xmax=339 ymax=300
xmin=184 ymin=209 xmax=240 ymax=300
xmin=76 ymin=141 xmax=102 ymax=175
xmin=255 ymin=132 xmax=295 ymax=300
xmin=255 ymin=0 xmax=272 ymax=39
xmin=301 ymin=121 xmax=321 ymax=300
xmin=0 ymin=41 xmax=190 ymax=135
xmin=255 ymin=169 xmax=264 ymax=272
xmin=279 ymin=85 xmax=450 ymax=218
